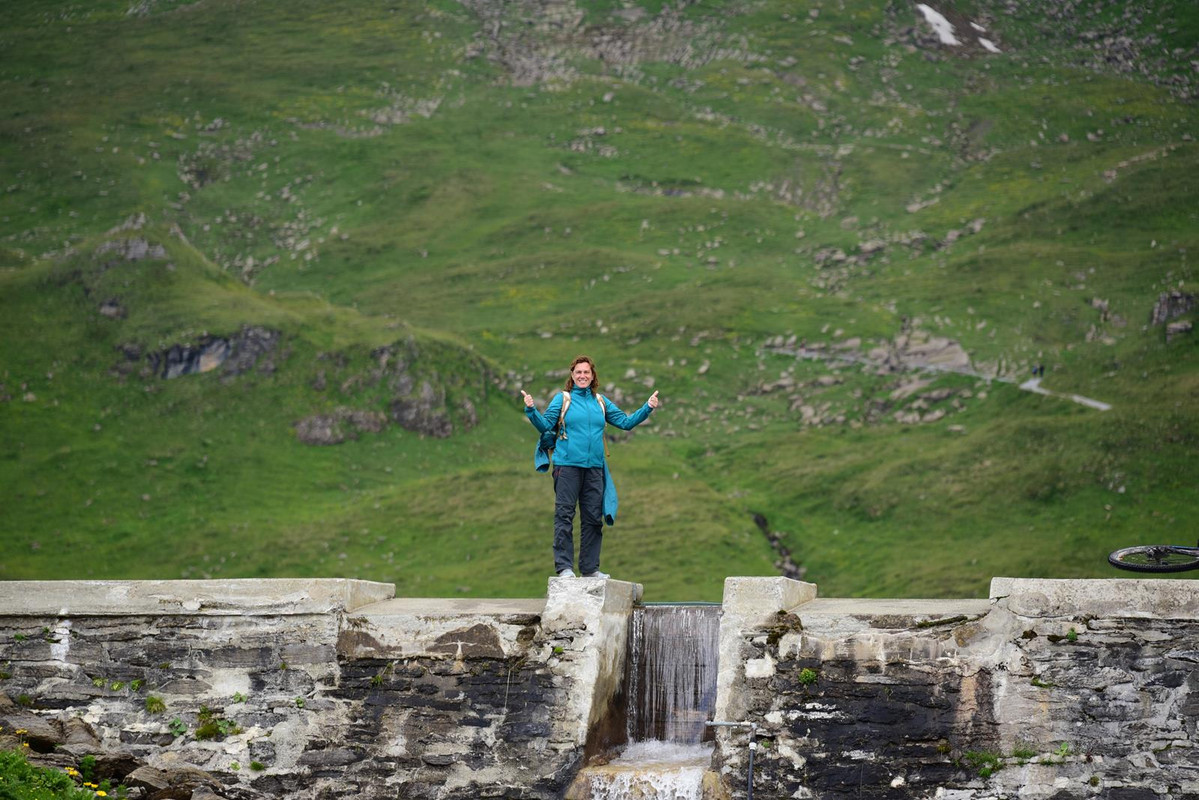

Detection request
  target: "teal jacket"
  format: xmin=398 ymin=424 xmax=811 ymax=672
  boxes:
xmin=525 ymin=386 xmax=653 ymax=468
xmin=527 ymin=386 xmax=654 ymax=526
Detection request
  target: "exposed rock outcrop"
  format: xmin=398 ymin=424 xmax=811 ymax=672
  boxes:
xmin=293 ymin=408 xmax=387 ymax=445
xmin=389 ymin=380 xmax=453 ymax=438
xmin=1151 ymin=291 xmax=1194 ymax=326
xmin=94 ymin=237 xmax=167 ymax=264
xmin=291 ymin=337 xmax=492 ymax=444
xmin=144 ymin=326 xmax=281 ymax=380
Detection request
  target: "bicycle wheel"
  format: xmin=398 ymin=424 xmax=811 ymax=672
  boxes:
xmin=1108 ymin=546 xmax=1199 ymax=573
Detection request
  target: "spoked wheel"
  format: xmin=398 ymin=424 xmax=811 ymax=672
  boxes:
xmin=1108 ymin=546 xmax=1199 ymax=573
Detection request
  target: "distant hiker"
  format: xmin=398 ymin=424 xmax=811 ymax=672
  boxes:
xmin=520 ymin=355 xmax=659 ymax=580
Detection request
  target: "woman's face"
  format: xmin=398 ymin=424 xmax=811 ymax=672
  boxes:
xmin=572 ymin=362 xmax=594 ymax=389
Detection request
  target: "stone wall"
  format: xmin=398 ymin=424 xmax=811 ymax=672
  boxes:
xmin=1 ymin=577 xmax=1195 ymax=800
xmin=713 ymin=577 xmax=1199 ymax=800
xmin=0 ymin=577 xmax=639 ymax=800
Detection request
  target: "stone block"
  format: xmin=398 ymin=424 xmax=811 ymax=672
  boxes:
xmin=127 ymin=765 xmax=172 ymax=791
xmin=299 ymin=747 xmax=362 ymax=767
xmin=279 ymin=643 xmax=336 ymax=665
xmin=721 ymin=577 xmax=818 ymax=629
xmin=541 ymin=578 xmax=641 ymax=634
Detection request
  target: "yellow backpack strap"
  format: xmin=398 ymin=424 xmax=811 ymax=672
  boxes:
xmin=557 ymin=391 xmax=570 ymax=439
xmin=597 ymin=394 xmax=610 ymax=460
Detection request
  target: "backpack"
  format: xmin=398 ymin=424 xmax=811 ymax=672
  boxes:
xmin=551 ymin=390 xmax=610 ymax=460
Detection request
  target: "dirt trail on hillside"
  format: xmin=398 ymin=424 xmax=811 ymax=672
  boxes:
xmin=787 ymin=346 xmax=1113 ymax=411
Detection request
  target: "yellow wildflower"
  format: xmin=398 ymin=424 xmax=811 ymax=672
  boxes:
xmin=15 ymin=729 xmax=28 ymax=735
xmin=96 ymin=793 xmax=108 ymax=798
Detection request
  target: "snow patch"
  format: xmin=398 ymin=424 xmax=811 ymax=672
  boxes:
xmin=917 ymin=4 xmax=1003 ymax=53
xmin=916 ymin=4 xmax=959 ymax=45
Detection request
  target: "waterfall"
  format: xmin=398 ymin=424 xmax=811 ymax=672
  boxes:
xmin=571 ymin=604 xmax=721 ymax=800
xmin=625 ymin=604 xmax=721 ymax=745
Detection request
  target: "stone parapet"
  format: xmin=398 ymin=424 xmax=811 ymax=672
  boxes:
xmin=0 ymin=577 xmax=643 ymax=800
xmin=991 ymin=576 xmax=1199 ymax=619
xmin=2 ymin=577 xmax=1195 ymax=800
xmin=715 ymin=577 xmax=1199 ymax=800
xmin=542 ymin=578 xmax=643 ymax=743
xmin=0 ymin=579 xmax=395 ymax=616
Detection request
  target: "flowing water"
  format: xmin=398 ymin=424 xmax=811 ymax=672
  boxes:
xmin=576 ymin=740 xmax=714 ymax=800
xmin=625 ymin=605 xmax=721 ymax=744
xmin=573 ymin=604 xmax=721 ymax=800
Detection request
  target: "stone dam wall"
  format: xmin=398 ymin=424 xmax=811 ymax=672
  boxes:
xmin=0 ymin=576 xmax=1196 ymax=799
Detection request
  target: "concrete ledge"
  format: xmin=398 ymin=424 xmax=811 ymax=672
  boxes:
xmin=722 ymin=576 xmax=818 ymax=629
xmin=353 ymin=597 xmax=546 ymax=617
xmin=542 ymin=577 xmax=642 ymax=633
xmin=990 ymin=577 xmax=1199 ymax=619
xmin=0 ymin=579 xmax=395 ymax=616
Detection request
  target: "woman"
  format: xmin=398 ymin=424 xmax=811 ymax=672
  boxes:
xmin=521 ymin=355 xmax=660 ymax=579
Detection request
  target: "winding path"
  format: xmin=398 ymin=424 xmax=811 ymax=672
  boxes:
xmin=1017 ymin=377 xmax=1111 ymax=411
xmin=779 ymin=346 xmax=1113 ymax=411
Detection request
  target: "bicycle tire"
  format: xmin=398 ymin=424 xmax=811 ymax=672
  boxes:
xmin=1108 ymin=546 xmax=1199 ymax=573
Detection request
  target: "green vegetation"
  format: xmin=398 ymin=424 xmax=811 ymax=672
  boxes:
xmin=1 ymin=0 xmax=1196 ymax=601
xmin=797 ymin=667 xmax=819 ymax=686
xmin=962 ymin=749 xmax=1004 ymax=778
xmin=194 ymin=705 xmax=241 ymax=741
xmin=144 ymin=696 xmax=166 ymax=714
xmin=1011 ymin=743 xmax=1037 ymax=761
xmin=0 ymin=750 xmax=97 ymax=800
xmin=1041 ymin=741 xmax=1074 ymax=764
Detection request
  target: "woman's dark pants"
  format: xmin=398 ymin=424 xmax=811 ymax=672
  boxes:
xmin=552 ymin=465 xmax=604 ymax=575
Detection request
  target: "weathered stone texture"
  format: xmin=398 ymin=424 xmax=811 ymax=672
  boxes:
xmin=0 ymin=579 xmax=637 ymax=800
xmin=713 ymin=578 xmax=1199 ymax=800
xmin=3 ymin=578 xmax=1195 ymax=799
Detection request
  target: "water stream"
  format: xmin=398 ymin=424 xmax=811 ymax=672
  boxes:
xmin=577 ymin=741 xmax=714 ymax=800
xmin=573 ymin=604 xmax=721 ymax=800
xmin=625 ymin=605 xmax=721 ymax=744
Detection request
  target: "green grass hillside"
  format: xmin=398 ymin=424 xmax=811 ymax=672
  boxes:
xmin=2 ymin=0 xmax=1196 ymax=601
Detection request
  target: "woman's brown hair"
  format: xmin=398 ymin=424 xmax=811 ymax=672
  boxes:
xmin=564 ymin=355 xmax=599 ymax=391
